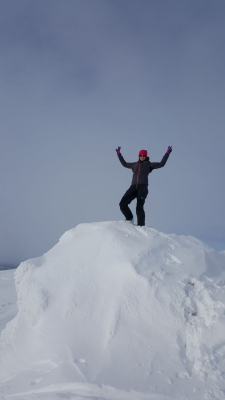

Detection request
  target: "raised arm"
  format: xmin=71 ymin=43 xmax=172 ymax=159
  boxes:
xmin=151 ymin=146 xmax=172 ymax=170
xmin=116 ymin=147 xmax=135 ymax=169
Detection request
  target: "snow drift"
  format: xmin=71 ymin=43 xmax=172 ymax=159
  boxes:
xmin=0 ymin=221 xmax=225 ymax=400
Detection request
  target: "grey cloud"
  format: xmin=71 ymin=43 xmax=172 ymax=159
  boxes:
xmin=1 ymin=0 xmax=225 ymax=265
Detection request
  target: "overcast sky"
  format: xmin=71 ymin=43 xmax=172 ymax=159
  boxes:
xmin=1 ymin=0 xmax=225 ymax=266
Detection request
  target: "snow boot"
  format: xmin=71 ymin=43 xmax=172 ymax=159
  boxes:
xmin=125 ymin=218 xmax=134 ymax=224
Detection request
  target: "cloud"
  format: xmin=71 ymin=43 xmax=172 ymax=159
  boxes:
xmin=1 ymin=0 xmax=225 ymax=264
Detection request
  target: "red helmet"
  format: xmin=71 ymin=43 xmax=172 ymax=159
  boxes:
xmin=139 ymin=149 xmax=148 ymax=157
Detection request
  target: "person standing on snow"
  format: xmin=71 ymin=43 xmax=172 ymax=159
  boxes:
xmin=116 ymin=146 xmax=172 ymax=226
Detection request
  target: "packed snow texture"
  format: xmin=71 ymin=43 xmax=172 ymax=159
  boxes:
xmin=0 ymin=269 xmax=17 ymax=334
xmin=0 ymin=221 xmax=225 ymax=400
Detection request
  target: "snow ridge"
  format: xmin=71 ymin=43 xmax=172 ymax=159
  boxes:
xmin=0 ymin=221 xmax=225 ymax=400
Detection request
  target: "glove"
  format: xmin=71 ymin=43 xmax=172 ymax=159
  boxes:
xmin=166 ymin=146 xmax=172 ymax=154
xmin=116 ymin=146 xmax=121 ymax=155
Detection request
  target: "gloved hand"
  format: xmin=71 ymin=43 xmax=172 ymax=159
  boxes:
xmin=166 ymin=146 xmax=172 ymax=154
xmin=116 ymin=146 xmax=121 ymax=154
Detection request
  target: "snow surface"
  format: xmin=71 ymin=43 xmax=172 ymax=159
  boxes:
xmin=0 ymin=269 xmax=17 ymax=334
xmin=0 ymin=221 xmax=225 ymax=400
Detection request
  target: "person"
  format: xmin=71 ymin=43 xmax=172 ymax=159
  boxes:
xmin=116 ymin=146 xmax=172 ymax=226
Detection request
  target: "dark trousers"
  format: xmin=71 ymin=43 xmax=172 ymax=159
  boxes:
xmin=119 ymin=184 xmax=148 ymax=226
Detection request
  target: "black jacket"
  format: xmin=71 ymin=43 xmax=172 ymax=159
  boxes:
xmin=117 ymin=152 xmax=170 ymax=185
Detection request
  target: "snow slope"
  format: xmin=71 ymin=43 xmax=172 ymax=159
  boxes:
xmin=0 ymin=269 xmax=17 ymax=334
xmin=0 ymin=221 xmax=225 ymax=400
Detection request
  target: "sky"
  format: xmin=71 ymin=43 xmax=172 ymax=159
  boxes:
xmin=1 ymin=0 xmax=225 ymax=266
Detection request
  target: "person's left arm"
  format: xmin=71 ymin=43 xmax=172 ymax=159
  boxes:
xmin=150 ymin=146 xmax=172 ymax=170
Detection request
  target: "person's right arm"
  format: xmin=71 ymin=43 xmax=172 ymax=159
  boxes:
xmin=116 ymin=147 xmax=134 ymax=169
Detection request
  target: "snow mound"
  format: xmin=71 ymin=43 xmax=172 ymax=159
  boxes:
xmin=1 ymin=221 xmax=225 ymax=400
xmin=0 ymin=269 xmax=17 ymax=333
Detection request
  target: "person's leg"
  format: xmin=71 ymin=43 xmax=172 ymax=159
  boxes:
xmin=136 ymin=185 xmax=148 ymax=226
xmin=119 ymin=185 xmax=137 ymax=221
